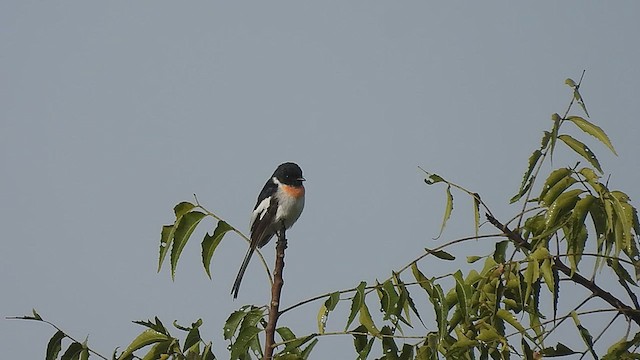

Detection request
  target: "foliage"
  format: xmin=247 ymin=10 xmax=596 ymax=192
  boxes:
xmin=12 ymin=75 xmax=640 ymax=359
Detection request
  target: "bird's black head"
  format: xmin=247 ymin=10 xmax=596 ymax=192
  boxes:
xmin=273 ymin=162 xmax=305 ymax=186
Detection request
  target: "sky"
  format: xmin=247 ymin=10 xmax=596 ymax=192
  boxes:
xmin=2 ymin=2 xmax=640 ymax=359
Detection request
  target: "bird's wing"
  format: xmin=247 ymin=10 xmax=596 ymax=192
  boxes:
xmin=250 ymin=196 xmax=278 ymax=249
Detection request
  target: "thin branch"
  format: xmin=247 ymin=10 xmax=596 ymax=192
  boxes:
xmin=6 ymin=316 xmax=109 ymax=360
xmin=263 ymin=222 xmax=287 ymax=360
xmin=486 ymin=213 xmax=640 ymax=326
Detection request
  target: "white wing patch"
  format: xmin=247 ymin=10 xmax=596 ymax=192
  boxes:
xmin=250 ymin=196 xmax=271 ymax=228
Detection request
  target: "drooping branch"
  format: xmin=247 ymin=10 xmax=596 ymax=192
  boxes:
xmin=264 ymin=222 xmax=287 ymax=360
xmin=486 ymin=213 xmax=640 ymax=326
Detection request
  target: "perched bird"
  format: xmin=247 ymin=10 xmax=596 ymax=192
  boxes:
xmin=231 ymin=162 xmax=306 ymax=298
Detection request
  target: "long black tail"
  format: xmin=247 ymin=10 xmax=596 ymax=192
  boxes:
xmin=231 ymin=247 xmax=255 ymax=298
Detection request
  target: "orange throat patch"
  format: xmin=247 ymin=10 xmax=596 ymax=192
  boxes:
xmin=281 ymin=184 xmax=305 ymax=198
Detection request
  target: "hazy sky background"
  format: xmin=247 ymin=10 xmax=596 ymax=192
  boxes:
xmin=3 ymin=2 xmax=640 ymax=359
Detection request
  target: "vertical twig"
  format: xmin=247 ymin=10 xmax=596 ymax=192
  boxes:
xmin=264 ymin=222 xmax=287 ymax=360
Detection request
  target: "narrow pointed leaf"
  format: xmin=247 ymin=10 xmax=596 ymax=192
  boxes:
xmin=571 ymin=311 xmax=598 ymax=359
xmin=359 ymin=302 xmax=380 ymax=337
xmin=183 ymin=324 xmax=202 ymax=352
xmin=224 ymin=307 xmax=250 ymax=340
xmin=453 ymin=271 xmax=470 ymax=323
xmin=435 ymin=185 xmax=453 ymax=239
xmin=346 ymin=281 xmax=367 ymax=330
xmin=497 ymin=309 xmax=525 ymax=333
xmin=158 ymin=225 xmax=174 ymax=272
xmin=170 ymin=211 xmax=206 ymax=280
xmin=300 ymin=338 xmax=318 ymax=359
xmin=473 ymin=193 xmax=481 ymax=237
xmin=202 ymin=342 xmax=215 ymax=360
xmin=118 ymin=330 xmax=170 ymax=360
xmin=46 ymin=330 xmax=66 ymax=360
xmin=542 ymin=342 xmax=578 ymax=356
xmin=539 ymin=168 xmax=572 ymax=202
xmin=141 ymin=341 xmax=172 ymax=360
xmin=230 ymin=326 xmax=261 ymax=359
xmin=202 ymin=220 xmax=233 ymax=279
xmin=549 ymin=113 xmax=561 ymax=159
xmin=567 ymin=116 xmax=617 ymax=155
xmin=512 ymin=150 xmax=541 ymax=203
xmin=574 ymin=88 xmax=590 ymax=117
xmin=558 ymin=134 xmax=602 ymax=173
xmin=61 ymin=342 xmax=83 ymax=360
xmin=32 ymin=308 xmax=43 ymax=320
xmin=425 ymin=248 xmax=455 ymax=261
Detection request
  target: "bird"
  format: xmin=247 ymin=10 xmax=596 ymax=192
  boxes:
xmin=231 ymin=162 xmax=306 ymax=298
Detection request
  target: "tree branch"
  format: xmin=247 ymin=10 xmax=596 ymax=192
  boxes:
xmin=264 ymin=222 xmax=287 ymax=360
xmin=485 ymin=213 xmax=640 ymax=326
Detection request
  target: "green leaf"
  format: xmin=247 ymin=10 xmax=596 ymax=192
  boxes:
xmin=493 ymin=241 xmax=508 ymax=264
xmin=473 ymin=193 xmax=481 ymax=238
xmin=433 ymin=283 xmax=448 ymax=342
xmin=230 ymin=326 xmax=261 ymax=360
xmin=565 ymin=78 xmax=576 ymax=87
xmin=467 ymin=255 xmax=482 ymax=264
xmin=325 ymin=291 xmax=340 ymax=311
xmin=608 ymin=259 xmax=636 ymax=286
xmin=453 ymin=271 xmax=470 ymax=323
xmin=544 ymin=188 xmax=584 ymax=230
xmin=511 ymin=150 xmax=541 ymax=203
xmin=118 ymin=330 xmax=170 ymax=360
xmin=202 ymin=220 xmax=233 ymax=279
xmin=540 ymin=258 xmax=555 ymax=294
xmin=317 ymin=292 xmax=340 ymax=334
xmin=174 ymin=201 xmax=196 ymax=218
xmin=141 ymin=341 xmax=172 ymax=360
xmin=541 ymin=175 xmax=577 ymax=207
xmin=352 ymin=325 xmax=375 ymax=360
xmin=301 ymin=339 xmax=318 ymax=360
xmin=32 ymin=308 xmax=43 ymax=321
xmin=224 ymin=307 xmax=250 ymax=340
xmin=61 ymin=342 xmax=83 ymax=360
xmin=317 ymin=292 xmax=339 ymax=334
xmin=571 ymin=311 xmax=598 ymax=359
xmin=496 ymin=309 xmax=525 ymax=333
xmin=46 ymin=330 xmax=66 ymax=360
xmin=358 ymin=301 xmax=380 ymax=337
xmin=568 ymin=223 xmax=588 ymax=272
xmin=522 ymin=338 xmax=534 ymax=360
xmin=183 ymin=321 xmax=202 ymax=352
xmin=346 ymin=281 xmax=367 ymax=331
xmin=435 ymin=185 xmax=453 ymax=239
xmin=542 ymin=342 xmax=578 ymax=356
xmin=133 ymin=317 xmax=168 ymax=335
xmin=380 ymin=326 xmax=398 ymax=356
xmin=567 ymin=116 xmax=617 ymax=155
xmin=202 ymin=342 xmax=215 ymax=360
xmin=412 ymin=263 xmax=432 ymax=295
xmin=539 ymin=168 xmax=572 ymax=202
xmin=170 ymin=211 xmax=207 ymax=280
xmin=558 ymin=134 xmax=603 ymax=173
xmin=425 ymin=248 xmax=455 ymax=261
xmin=573 ymin=88 xmax=590 ymax=117
xmin=549 ymin=113 xmax=562 ymax=159
xmin=424 ymin=173 xmax=445 ymax=185
xmin=379 ymin=279 xmax=400 ymax=319
xmin=158 ymin=225 xmax=174 ymax=272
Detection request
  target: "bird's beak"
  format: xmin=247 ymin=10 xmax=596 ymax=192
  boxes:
xmin=298 ymin=177 xmax=306 ymax=182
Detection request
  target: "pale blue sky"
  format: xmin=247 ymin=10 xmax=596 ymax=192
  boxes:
xmin=2 ymin=2 xmax=640 ymax=359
